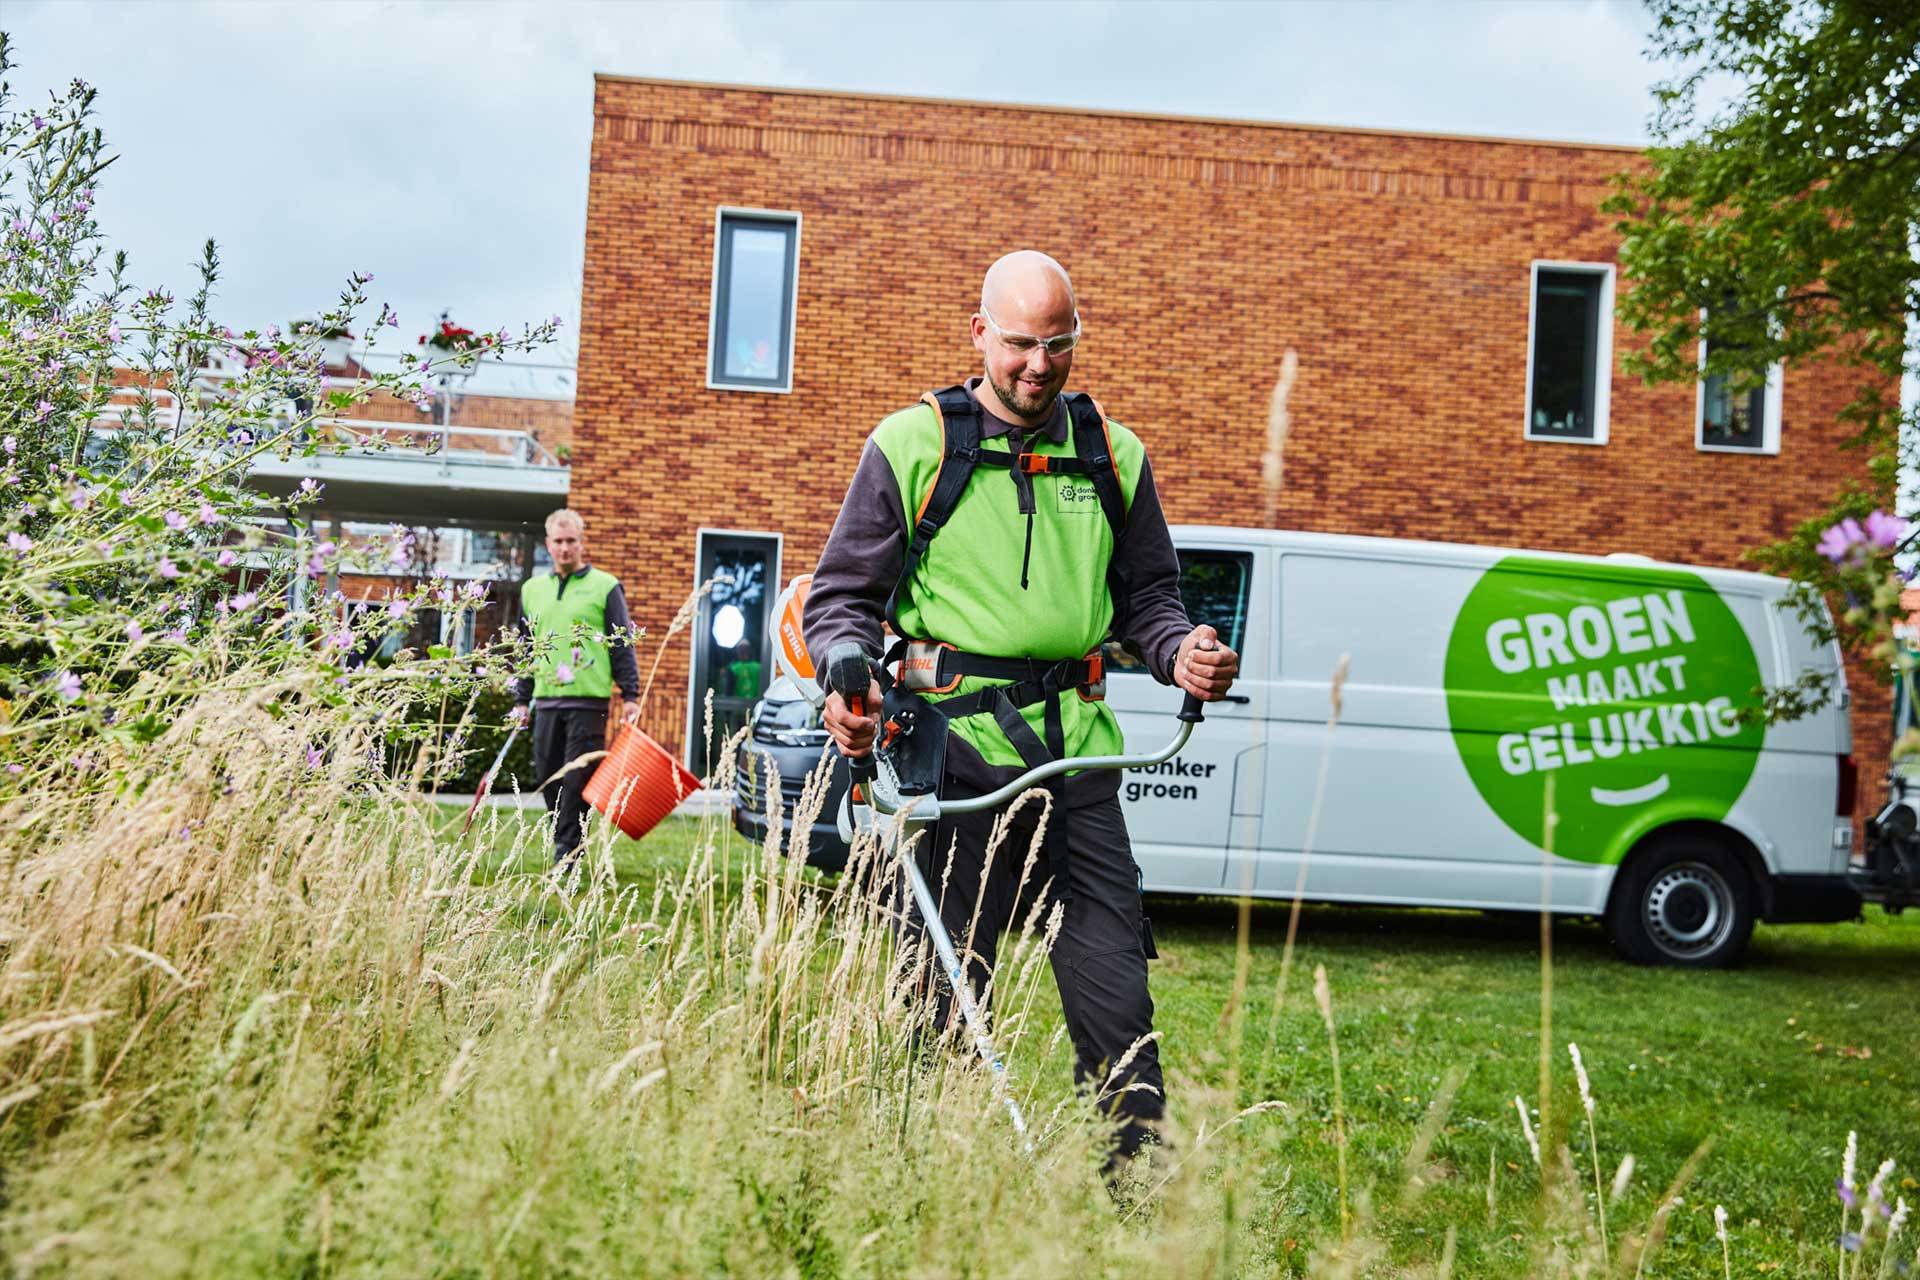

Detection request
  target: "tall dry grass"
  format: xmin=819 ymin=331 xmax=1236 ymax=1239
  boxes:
xmin=0 ymin=656 xmax=1256 ymax=1275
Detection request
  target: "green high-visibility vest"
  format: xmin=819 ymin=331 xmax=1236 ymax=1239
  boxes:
xmin=871 ymin=398 xmax=1148 ymax=767
xmin=521 ymin=567 xmax=620 ymax=701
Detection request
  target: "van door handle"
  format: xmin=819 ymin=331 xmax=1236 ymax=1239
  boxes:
xmin=1220 ymin=694 xmax=1251 ymax=705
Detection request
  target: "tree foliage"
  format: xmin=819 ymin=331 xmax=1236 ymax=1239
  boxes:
xmin=1606 ymin=0 xmax=1919 ymax=706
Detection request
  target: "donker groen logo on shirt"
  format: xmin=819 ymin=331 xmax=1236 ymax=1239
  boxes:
xmin=1442 ymin=557 xmax=1764 ymax=861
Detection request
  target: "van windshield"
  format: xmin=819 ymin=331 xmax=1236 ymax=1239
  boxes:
xmin=1105 ymin=549 xmax=1252 ymax=673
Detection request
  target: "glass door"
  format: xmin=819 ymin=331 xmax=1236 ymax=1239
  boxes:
xmin=688 ymin=531 xmax=780 ymax=772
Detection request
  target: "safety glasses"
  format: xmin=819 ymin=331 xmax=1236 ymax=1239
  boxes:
xmin=981 ymin=307 xmax=1082 ymax=358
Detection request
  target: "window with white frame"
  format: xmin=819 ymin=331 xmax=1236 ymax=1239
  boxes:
xmin=1525 ymin=262 xmax=1615 ymax=444
xmin=1696 ymin=336 xmax=1782 ymax=454
xmin=708 ymin=209 xmax=800 ymax=393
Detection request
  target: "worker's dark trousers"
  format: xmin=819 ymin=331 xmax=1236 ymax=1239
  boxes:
xmin=902 ymin=786 xmax=1163 ymax=1164
xmin=532 ymin=705 xmax=607 ymax=864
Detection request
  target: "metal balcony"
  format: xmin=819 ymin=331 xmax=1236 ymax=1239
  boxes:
xmin=246 ymin=419 xmax=570 ymax=527
xmin=94 ymin=378 xmax=571 ymax=529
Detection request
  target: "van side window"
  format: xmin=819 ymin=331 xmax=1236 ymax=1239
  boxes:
xmin=1105 ymin=549 xmax=1253 ymax=674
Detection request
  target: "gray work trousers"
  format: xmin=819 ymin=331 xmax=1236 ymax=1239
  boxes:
xmin=902 ymin=785 xmax=1164 ymax=1162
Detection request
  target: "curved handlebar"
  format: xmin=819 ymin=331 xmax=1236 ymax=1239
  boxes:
xmin=825 ymin=644 xmax=1212 ymax=820
xmin=932 ymin=714 xmax=1198 ymax=816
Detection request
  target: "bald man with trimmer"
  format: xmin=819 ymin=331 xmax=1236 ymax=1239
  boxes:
xmin=805 ymin=251 xmax=1239 ymax=1171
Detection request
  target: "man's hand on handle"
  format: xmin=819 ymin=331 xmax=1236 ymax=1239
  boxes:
xmin=1174 ymin=624 xmax=1239 ymax=701
xmin=620 ymin=697 xmax=642 ymax=728
xmin=823 ymin=680 xmax=885 ymax=758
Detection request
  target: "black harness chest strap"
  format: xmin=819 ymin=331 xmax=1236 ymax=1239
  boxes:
xmin=887 ymin=385 xmax=1132 ymax=633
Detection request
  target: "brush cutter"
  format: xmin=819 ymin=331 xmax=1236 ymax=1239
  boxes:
xmin=820 ymin=638 xmax=1207 ymax=1149
xmin=461 ymin=720 xmax=523 ymax=836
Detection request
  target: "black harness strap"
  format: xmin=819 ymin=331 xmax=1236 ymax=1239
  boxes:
xmin=884 ymin=387 xmax=985 ymax=635
xmin=1063 ymin=392 xmax=1133 ymax=636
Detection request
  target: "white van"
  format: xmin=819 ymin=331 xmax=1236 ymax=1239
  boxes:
xmin=1104 ymin=527 xmax=1861 ymax=967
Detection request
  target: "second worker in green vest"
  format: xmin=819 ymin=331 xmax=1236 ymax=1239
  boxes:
xmin=512 ymin=507 xmax=643 ymax=866
xmin=805 ymin=250 xmax=1240 ymax=1172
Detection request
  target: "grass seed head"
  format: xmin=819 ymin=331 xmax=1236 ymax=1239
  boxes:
xmin=1513 ymin=1095 xmax=1540 ymax=1166
xmin=1568 ymin=1041 xmax=1594 ymax=1119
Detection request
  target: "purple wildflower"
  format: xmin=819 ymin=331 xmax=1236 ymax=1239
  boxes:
xmin=550 ymin=314 xmax=564 ymax=328
xmin=34 ymin=399 xmax=53 ymax=420
xmin=126 ymin=620 xmax=144 ymax=644
xmin=1840 ymin=1232 xmax=1862 ymax=1252
xmin=31 ymin=114 xmax=45 ymax=131
xmin=54 ymin=670 xmax=82 ymax=701
xmin=1818 ymin=518 xmax=1867 ymax=564
xmin=1864 ymin=510 xmax=1909 ymax=551
xmin=157 ymin=558 xmax=180 ymax=579
xmin=553 ymin=663 xmax=575 ymax=685
xmin=216 ymin=549 xmax=237 ymax=567
xmin=1839 ymin=1179 xmax=1859 ymax=1209
xmin=461 ymin=580 xmax=487 ymax=603
xmin=385 ymin=597 xmax=410 ymax=619
xmin=296 ymin=477 xmax=323 ymax=499
xmin=107 ymin=322 xmax=120 ymax=344
xmin=305 ymin=746 xmax=324 ymax=769
xmin=323 ymin=628 xmax=353 ymax=651
xmin=1 ymin=437 xmax=14 ymax=456
xmin=4 ymin=764 xmax=20 ymax=775
xmin=198 ymin=502 xmax=220 ymax=526
xmin=163 ymin=509 xmax=189 ymax=532
xmin=6 ymin=532 xmax=31 ymax=553
xmin=233 ymin=591 xmax=257 ymax=610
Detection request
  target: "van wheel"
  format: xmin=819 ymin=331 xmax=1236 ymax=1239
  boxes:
xmin=1606 ymin=838 xmax=1755 ymax=968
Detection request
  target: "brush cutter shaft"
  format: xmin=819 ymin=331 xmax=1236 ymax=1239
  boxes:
xmin=899 ymin=850 xmax=1032 ymax=1144
xmin=462 ymin=723 xmax=523 ymax=835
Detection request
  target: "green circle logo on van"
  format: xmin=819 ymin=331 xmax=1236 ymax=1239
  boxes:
xmin=1443 ymin=557 xmax=1764 ymax=860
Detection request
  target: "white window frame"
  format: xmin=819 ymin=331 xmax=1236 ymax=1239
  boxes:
xmin=1523 ymin=261 xmax=1615 ymax=446
xmin=706 ymin=207 xmax=802 ymax=395
xmin=1695 ymin=336 xmax=1783 ymax=455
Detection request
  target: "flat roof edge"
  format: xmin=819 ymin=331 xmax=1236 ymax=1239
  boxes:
xmin=591 ymin=73 xmax=1645 ymax=155
xmin=1169 ymin=525 xmax=1786 ymax=589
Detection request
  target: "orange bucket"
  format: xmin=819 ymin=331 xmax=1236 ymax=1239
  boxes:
xmin=583 ymin=726 xmax=703 ymax=841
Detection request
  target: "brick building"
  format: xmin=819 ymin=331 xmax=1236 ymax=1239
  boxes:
xmin=573 ymin=76 xmax=1889 ymax=813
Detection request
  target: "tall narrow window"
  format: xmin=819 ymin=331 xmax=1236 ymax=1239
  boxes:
xmin=1697 ymin=336 xmax=1782 ymax=453
xmin=708 ymin=209 xmax=800 ymax=393
xmin=1525 ymin=262 xmax=1614 ymax=444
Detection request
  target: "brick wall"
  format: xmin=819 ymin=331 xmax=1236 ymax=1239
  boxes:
xmin=575 ymin=77 xmax=1890 ymax=822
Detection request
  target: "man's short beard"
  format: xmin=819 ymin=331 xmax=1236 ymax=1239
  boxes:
xmin=988 ymin=369 xmax=1060 ymax=420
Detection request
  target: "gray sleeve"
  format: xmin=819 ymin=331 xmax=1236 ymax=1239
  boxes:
xmin=1113 ymin=455 xmax=1192 ymax=684
xmin=604 ymin=584 xmax=642 ymax=699
xmin=803 ymin=440 xmax=906 ymax=665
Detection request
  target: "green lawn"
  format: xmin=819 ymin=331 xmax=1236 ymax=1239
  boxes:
xmin=473 ymin=807 xmax=1920 ymax=1277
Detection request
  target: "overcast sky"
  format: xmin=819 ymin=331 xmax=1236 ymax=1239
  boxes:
xmin=8 ymin=0 xmax=1685 ymax=393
